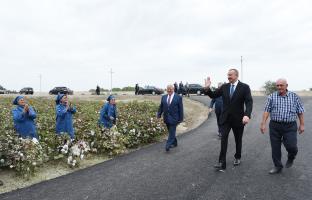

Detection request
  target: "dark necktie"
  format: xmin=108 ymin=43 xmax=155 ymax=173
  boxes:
xmin=230 ymin=84 xmax=235 ymax=98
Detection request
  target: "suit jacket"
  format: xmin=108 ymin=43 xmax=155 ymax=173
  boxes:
xmin=205 ymin=81 xmax=253 ymax=127
xmin=158 ymin=93 xmax=184 ymax=125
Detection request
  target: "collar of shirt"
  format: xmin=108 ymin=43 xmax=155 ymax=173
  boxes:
xmin=167 ymin=93 xmax=175 ymax=104
xmin=231 ymin=80 xmax=239 ymax=87
xmin=229 ymin=80 xmax=239 ymax=92
xmin=278 ymin=90 xmax=289 ymax=97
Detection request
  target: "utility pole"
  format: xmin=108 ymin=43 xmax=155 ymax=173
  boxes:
xmin=240 ymin=56 xmax=243 ymax=82
xmin=39 ymin=74 xmax=42 ymax=93
xmin=109 ymin=68 xmax=114 ymax=94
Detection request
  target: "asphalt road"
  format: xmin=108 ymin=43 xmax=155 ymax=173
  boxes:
xmin=1 ymin=96 xmax=311 ymax=200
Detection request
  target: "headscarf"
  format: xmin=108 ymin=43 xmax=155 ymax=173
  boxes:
xmin=13 ymin=96 xmax=24 ymax=105
xmin=55 ymin=94 xmax=65 ymax=105
xmin=106 ymin=95 xmax=115 ymax=102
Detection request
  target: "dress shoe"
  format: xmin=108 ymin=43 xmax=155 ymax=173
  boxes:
xmin=233 ymin=158 xmax=241 ymax=166
xmin=165 ymin=147 xmax=170 ymax=152
xmin=170 ymin=143 xmax=178 ymax=148
xmin=269 ymin=167 xmax=282 ymax=174
xmin=214 ymin=162 xmax=226 ymax=170
xmin=285 ymin=159 xmax=294 ymax=168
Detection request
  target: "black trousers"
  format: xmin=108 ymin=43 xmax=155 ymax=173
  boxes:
xmin=215 ymin=110 xmax=222 ymax=134
xmin=219 ymin=121 xmax=244 ymax=168
xmin=269 ymin=121 xmax=298 ymax=168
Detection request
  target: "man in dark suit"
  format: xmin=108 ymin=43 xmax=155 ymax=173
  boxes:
xmin=158 ymin=85 xmax=184 ymax=152
xmin=204 ymin=68 xmax=253 ymax=171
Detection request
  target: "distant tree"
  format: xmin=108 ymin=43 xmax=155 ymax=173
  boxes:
xmin=112 ymin=88 xmax=122 ymax=92
xmin=89 ymin=87 xmax=109 ymax=94
xmin=122 ymin=86 xmax=135 ymax=91
xmin=310 ymin=88 xmax=312 ymax=91
xmin=263 ymin=80 xmax=276 ymax=95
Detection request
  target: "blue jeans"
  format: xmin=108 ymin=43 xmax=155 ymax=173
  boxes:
xmin=269 ymin=121 xmax=298 ymax=168
xmin=166 ymin=124 xmax=177 ymax=149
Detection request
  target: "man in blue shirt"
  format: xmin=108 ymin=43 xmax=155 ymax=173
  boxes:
xmin=260 ymin=78 xmax=305 ymax=174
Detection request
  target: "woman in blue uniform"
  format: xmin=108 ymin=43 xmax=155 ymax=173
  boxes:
xmin=55 ymin=94 xmax=76 ymax=140
xmin=12 ymin=96 xmax=38 ymax=140
xmin=99 ymin=95 xmax=117 ymax=128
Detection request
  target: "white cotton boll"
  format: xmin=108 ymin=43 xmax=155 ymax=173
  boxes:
xmin=32 ymin=138 xmax=39 ymax=144
xmin=80 ymin=154 xmax=84 ymax=160
xmin=32 ymin=162 xmax=37 ymax=166
xmin=0 ymin=159 xmax=4 ymax=164
xmin=73 ymin=160 xmax=77 ymax=164
xmin=85 ymin=145 xmax=90 ymax=152
xmin=90 ymin=142 xmax=94 ymax=147
xmin=71 ymin=145 xmax=80 ymax=156
xmin=10 ymin=165 xmax=14 ymax=168
xmin=19 ymin=153 xmax=24 ymax=157
xmin=67 ymin=156 xmax=73 ymax=164
xmin=90 ymin=130 xmax=95 ymax=136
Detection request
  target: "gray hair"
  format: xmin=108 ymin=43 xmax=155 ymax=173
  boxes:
xmin=167 ymin=84 xmax=174 ymax=90
xmin=276 ymin=78 xmax=288 ymax=85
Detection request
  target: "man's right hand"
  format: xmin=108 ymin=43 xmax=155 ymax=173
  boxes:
xmin=204 ymin=77 xmax=211 ymax=88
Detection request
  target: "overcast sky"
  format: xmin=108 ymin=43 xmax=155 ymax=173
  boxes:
xmin=1 ymin=0 xmax=311 ymax=92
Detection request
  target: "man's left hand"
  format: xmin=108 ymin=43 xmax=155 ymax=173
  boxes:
xmin=242 ymin=116 xmax=250 ymax=125
xmin=298 ymin=124 xmax=305 ymax=134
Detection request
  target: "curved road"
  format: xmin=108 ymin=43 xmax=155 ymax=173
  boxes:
xmin=1 ymin=96 xmax=311 ymax=200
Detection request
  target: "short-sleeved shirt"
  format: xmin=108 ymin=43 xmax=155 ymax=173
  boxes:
xmin=264 ymin=91 xmax=305 ymax=123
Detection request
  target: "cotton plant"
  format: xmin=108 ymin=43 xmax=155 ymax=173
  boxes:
xmin=65 ymin=140 xmax=90 ymax=167
xmin=0 ymin=133 xmax=46 ymax=179
xmin=0 ymin=97 xmax=167 ymax=178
